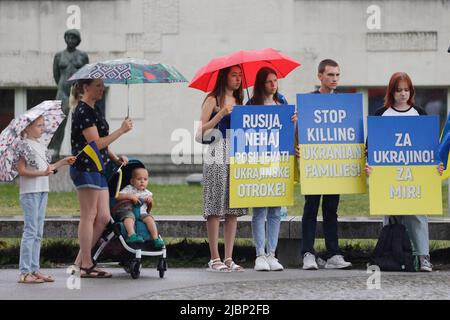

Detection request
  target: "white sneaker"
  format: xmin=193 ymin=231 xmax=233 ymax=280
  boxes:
xmin=302 ymin=252 xmax=318 ymax=270
xmin=419 ymin=255 xmax=433 ymax=272
xmin=325 ymin=255 xmax=352 ymax=269
xmin=254 ymin=255 xmax=270 ymax=271
xmin=266 ymin=254 xmax=284 ymax=271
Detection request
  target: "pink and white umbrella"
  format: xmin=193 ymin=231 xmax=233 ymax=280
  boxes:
xmin=0 ymin=100 xmax=65 ymax=181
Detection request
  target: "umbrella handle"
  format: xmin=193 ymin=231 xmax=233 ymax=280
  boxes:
xmin=127 ymin=83 xmax=130 ymax=118
xmin=240 ymin=64 xmax=250 ymax=101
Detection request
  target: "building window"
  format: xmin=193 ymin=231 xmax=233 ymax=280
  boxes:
xmin=416 ymin=88 xmax=447 ymax=129
xmin=0 ymin=89 xmax=15 ymax=132
xmin=368 ymin=88 xmax=385 ymax=115
xmin=26 ymin=89 xmax=58 ymax=110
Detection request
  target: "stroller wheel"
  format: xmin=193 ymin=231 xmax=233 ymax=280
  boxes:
xmin=157 ymin=258 xmax=167 ymax=278
xmin=130 ymin=260 xmax=141 ymax=279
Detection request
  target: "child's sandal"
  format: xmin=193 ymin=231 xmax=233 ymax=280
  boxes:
xmin=18 ymin=273 xmax=44 ymax=284
xmin=206 ymin=258 xmax=230 ymax=272
xmin=32 ymin=271 xmax=55 ymax=282
xmin=224 ymin=258 xmax=244 ymax=272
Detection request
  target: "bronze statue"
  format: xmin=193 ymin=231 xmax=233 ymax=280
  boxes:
xmin=50 ymin=29 xmax=89 ymax=157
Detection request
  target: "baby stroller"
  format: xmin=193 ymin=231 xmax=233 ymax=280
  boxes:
xmin=91 ymin=158 xmax=167 ymax=279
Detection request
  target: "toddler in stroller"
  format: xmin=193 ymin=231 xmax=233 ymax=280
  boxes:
xmin=114 ymin=167 xmax=164 ymax=248
xmin=91 ymin=158 xmax=167 ymax=279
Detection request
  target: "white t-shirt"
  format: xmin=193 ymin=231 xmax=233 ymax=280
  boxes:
xmin=18 ymin=139 xmax=50 ymax=194
xmin=119 ymin=184 xmax=153 ymax=214
xmin=379 ymin=106 xmax=420 ymax=117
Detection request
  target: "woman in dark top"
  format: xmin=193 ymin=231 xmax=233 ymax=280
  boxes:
xmin=197 ymin=65 xmax=248 ymax=272
xmin=70 ymin=79 xmax=133 ymax=277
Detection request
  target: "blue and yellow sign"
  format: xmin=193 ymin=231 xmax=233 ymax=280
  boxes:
xmin=297 ymin=93 xmax=366 ymax=195
xmin=229 ymin=105 xmax=295 ymax=208
xmin=367 ymin=116 xmax=442 ymax=215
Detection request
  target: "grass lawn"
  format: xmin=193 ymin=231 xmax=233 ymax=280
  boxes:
xmin=0 ymin=183 xmax=448 ymax=217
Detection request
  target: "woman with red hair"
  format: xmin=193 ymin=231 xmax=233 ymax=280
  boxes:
xmin=365 ymin=72 xmax=443 ymax=272
xmin=379 ymin=72 xmax=420 ymax=115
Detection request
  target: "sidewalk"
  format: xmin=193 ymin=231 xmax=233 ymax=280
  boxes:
xmin=1 ymin=267 xmax=449 ymax=300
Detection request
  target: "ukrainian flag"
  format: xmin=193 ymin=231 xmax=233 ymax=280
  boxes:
xmin=81 ymin=141 xmax=105 ymax=172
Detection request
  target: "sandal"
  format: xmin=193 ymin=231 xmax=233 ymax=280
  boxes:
xmin=32 ymin=272 xmax=55 ymax=282
xmin=68 ymin=264 xmax=80 ymax=275
xmin=18 ymin=273 xmax=44 ymax=284
xmin=206 ymin=258 xmax=230 ymax=272
xmin=224 ymin=258 xmax=244 ymax=272
xmin=80 ymin=264 xmax=112 ymax=278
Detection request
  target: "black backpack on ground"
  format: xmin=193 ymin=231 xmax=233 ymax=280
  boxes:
xmin=369 ymin=217 xmax=416 ymax=272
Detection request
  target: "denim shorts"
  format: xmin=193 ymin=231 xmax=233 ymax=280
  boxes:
xmin=70 ymin=167 xmax=108 ymax=190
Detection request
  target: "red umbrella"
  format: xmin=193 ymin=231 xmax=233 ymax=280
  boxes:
xmin=188 ymin=48 xmax=300 ymax=93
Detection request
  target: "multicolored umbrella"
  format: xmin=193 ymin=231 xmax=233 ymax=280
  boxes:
xmin=68 ymin=58 xmax=188 ymax=83
xmin=68 ymin=58 xmax=188 ymax=115
xmin=0 ymin=100 xmax=65 ymax=181
xmin=188 ymin=48 xmax=301 ymax=93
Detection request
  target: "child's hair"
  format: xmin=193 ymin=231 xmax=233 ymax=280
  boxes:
xmin=20 ymin=115 xmax=44 ymax=139
xmin=131 ymin=167 xmax=149 ymax=179
xmin=69 ymin=79 xmax=95 ymax=111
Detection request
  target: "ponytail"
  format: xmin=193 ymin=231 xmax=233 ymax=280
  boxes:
xmin=69 ymin=79 xmax=94 ymax=111
xmin=69 ymin=82 xmax=81 ymax=111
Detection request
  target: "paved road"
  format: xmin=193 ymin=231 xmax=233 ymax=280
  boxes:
xmin=1 ymin=266 xmax=449 ymax=300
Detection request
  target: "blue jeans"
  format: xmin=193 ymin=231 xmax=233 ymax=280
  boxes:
xmin=383 ymin=215 xmax=429 ymax=256
xmin=19 ymin=192 xmax=48 ymax=274
xmin=252 ymin=207 xmax=281 ymax=256
xmin=301 ymin=194 xmax=342 ymax=258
